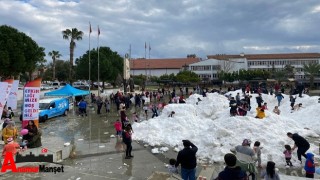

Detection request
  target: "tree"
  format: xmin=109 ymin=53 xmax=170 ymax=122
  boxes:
xmin=48 ymin=50 xmax=62 ymax=81
xmin=284 ymin=64 xmax=295 ymax=78
xmin=75 ymin=47 xmax=123 ymax=84
xmin=43 ymin=60 xmax=70 ymax=81
xmin=62 ymin=28 xmax=83 ymax=82
xmin=303 ymin=62 xmax=320 ymax=89
xmin=0 ymin=25 xmax=46 ymax=79
xmin=176 ymin=70 xmax=200 ymax=83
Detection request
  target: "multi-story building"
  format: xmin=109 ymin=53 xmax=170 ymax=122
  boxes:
xmin=129 ymin=57 xmax=200 ymax=77
xmin=188 ymin=58 xmax=247 ymax=80
xmin=206 ymin=53 xmax=320 ymax=80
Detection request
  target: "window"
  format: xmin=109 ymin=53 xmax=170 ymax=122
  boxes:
xmin=49 ymin=103 xmax=56 ymax=109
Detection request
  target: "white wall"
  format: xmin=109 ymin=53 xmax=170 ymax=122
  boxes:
xmin=131 ymin=69 xmax=180 ymax=77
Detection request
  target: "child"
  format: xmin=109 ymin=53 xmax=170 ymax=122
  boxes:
xmin=168 ymin=111 xmax=175 ymax=118
xmin=304 ymin=153 xmax=318 ymax=178
xmin=20 ymin=140 xmax=28 ymax=151
xmin=132 ymin=112 xmax=139 ymax=122
xmin=255 ymin=107 xmax=265 ymax=119
xmin=262 ymin=102 xmax=268 ymax=110
xmin=105 ymin=99 xmax=110 ymax=113
xmin=143 ymin=105 xmax=148 ymax=119
xmin=260 ymin=161 xmax=280 ymax=180
xmin=114 ymin=119 xmax=122 ymax=138
xmin=168 ymin=158 xmax=178 ymax=174
xmin=253 ymin=141 xmax=262 ymax=168
xmin=273 ymin=106 xmax=280 ymax=115
xmin=283 ymin=145 xmax=293 ymax=167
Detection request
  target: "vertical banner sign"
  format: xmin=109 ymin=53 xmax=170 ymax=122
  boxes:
xmin=3 ymin=79 xmax=14 ymax=104
xmin=7 ymin=80 xmax=19 ymax=110
xmin=0 ymin=82 xmax=9 ymax=118
xmin=22 ymin=78 xmax=41 ymax=128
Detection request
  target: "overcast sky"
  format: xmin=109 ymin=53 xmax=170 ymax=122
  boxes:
xmin=1 ymin=0 xmax=320 ymax=63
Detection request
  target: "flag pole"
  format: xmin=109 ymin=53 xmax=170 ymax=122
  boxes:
xmin=89 ymin=22 xmax=92 ymax=94
xmin=97 ymin=25 xmax=100 ymax=96
xmin=148 ymin=42 xmax=151 ymax=59
xmin=144 ymin=42 xmax=146 ymax=59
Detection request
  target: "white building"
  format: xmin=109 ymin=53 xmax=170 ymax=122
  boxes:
xmin=189 ymin=58 xmax=247 ymax=80
xmin=207 ymin=53 xmax=320 ymax=80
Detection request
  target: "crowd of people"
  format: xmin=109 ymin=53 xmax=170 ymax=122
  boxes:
xmin=228 ymin=83 xmax=306 ymax=118
xmin=1 ymin=82 xmax=317 ymax=179
xmin=86 ymin=84 xmax=318 ymax=179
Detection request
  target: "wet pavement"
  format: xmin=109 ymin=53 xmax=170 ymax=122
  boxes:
xmin=0 ymin=91 xmax=170 ymax=180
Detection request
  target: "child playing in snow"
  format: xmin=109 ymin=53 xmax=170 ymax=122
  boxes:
xmin=255 ymin=107 xmax=265 ymax=119
xmin=168 ymin=158 xmax=178 ymax=174
xmin=283 ymin=145 xmax=293 ymax=167
xmin=114 ymin=119 xmax=122 ymax=138
xmin=132 ymin=112 xmax=139 ymax=122
xmin=261 ymin=102 xmax=268 ymax=110
xmin=168 ymin=111 xmax=175 ymax=117
xmin=273 ymin=106 xmax=280 ymax=115
xmin=253 ymin=141 xmax=262 ymax=168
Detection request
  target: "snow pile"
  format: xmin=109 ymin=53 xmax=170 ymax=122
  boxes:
xmin=132 ymin=91 xmax=320 ymax=165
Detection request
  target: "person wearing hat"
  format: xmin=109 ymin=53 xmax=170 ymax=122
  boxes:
xmin=231 ymin=139 xmax=257 ymax=180
xmin=215 ymin=153 xmax=247 ymax=180
xmin=2 ymin=121 xmax=18 ymax=144
xmin=2 ymin=137 xmax=20 ymax=158
xmin=175 ymin=140 xmax=198 ymax=180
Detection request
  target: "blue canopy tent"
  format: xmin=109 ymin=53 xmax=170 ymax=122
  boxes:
xmin=44 ymin=84 xmax=89 ymax=97
xmin=44 ymin=84 xmax=90 ymax=109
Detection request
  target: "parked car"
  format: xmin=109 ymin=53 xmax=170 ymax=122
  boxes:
xmin=38 ymin=98 xmax=69 ymax=122
xmin=49 ymin=82 xmax=60 ymax=89
xmin=41 ymin=84 xmax=53 ymax=90
xmin=72 ymin=82 xmax=90 ymax=90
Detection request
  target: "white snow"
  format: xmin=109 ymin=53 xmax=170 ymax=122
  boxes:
xmin=151 ymin=148 xmax=160 ymax=154
xmin=132 ymin=90 xmax=320 ymax=166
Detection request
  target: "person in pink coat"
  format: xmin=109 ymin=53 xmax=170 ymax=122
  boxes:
xmin=114 ymin=119 xmax=122 ymax=138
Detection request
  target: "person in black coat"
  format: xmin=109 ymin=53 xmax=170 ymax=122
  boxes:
xmin=175 ymin=140 xmax=198 ymax=180
xmin=256 ymin=94 xmax=263 ymax=107
xmin=215 ymin=153 xmax=247 ymax=180
xmin=229 ymin=97 xmax=237 ymax=116
xmin=287 ymin=132 xmax=310 ymax=162
xmin=122 ymin=126 xmax=133 ymax=159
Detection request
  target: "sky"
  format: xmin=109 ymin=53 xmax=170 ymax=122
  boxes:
xmin=1 ymin=0 xmax=320 ymax=63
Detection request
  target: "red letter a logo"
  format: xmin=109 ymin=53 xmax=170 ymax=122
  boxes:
xmin=1 ymin=152 xmax=17 ymax=172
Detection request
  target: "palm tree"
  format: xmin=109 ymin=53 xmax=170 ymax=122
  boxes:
xmin=62 ymin=28 xmax=83 ymax=82
xmin=303 ymin=62 xmax=320 ymax=89
xmin=48 ymin=50 xmax=62 ymax=81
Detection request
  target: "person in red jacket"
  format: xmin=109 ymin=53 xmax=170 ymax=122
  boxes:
xmin=2 ymin=137 xmax=20 ymax=158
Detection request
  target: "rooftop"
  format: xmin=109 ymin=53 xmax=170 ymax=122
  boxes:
xmin=130 ymin=58 xmax=201 ymax=69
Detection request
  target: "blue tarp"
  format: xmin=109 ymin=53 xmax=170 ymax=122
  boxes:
xmin=44 ymin=84 xmax=89 ymax=97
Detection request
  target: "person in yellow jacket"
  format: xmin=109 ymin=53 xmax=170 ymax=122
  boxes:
xmin=2 ymin=121 xmax=18 ymax=144
xmin=255 ymin=107 xmax=265 ymax=119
